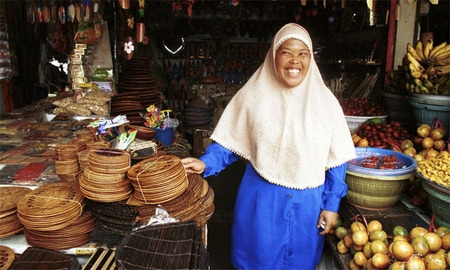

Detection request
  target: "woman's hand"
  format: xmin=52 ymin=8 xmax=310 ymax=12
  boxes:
xmin=317 ymin=210 xmax=339 ymax=235
xmin=180 ymin=157 xmax=206 ymax=174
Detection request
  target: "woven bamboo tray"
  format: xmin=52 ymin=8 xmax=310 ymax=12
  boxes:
xmin=17 ymin=182 xmax=85 ymax=231
xmin=127 ymin=155 xmax=188 ymax=204
xmin=0 ymin=212 xmax=23 ymax=238
xmin=0 ymin=245 xmax=15 ymax=270
xmin=24 ymin=211 xmax=96 ymax=250
xmin=8 ymin=247 xmax=81 ymax=270
xmin=115 ymin=221 xmax=208 ymax=269
xmin=0 ymin=186 xmax=32 ymax=213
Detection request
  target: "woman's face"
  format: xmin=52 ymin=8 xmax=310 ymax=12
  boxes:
xmin=275 ymin=38 xmax=311 ymax=88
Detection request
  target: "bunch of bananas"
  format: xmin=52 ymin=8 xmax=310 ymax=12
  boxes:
xmin=403 ymin=39 xmax=450 ymax=95
xmin=385 ymin=67 xmax=410 ymax=95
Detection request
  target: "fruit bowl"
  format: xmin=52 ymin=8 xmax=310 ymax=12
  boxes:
xmin=345 ymin=147 xmax=417 ymax=210
xmin=345 ymin=115 xmax=388 ymax=133
xmin=417 ymin=171 xmax=450 ymax=228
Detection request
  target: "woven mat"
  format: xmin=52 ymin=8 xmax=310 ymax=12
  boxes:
xmin=0 ymin=164 xmax=25 ymax=184
xmin=8 ymin=247 xmax=81 ymax=270
xmin=115 ymin=221 xmax=208 ymax=270
xmin=82 ymin=248 xmax=117 ymax=270
xmin=90 ymin=227 xmax=127 ymax=246
xmin=12 ymin=162 xmax=48 ymax=182
xmin=86 ymin=199 xmax=137 ymax=221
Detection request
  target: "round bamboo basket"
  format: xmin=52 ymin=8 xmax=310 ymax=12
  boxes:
xmin=88 ymin=149 xmax=131 ymax=174
xmin=127 ymin=155 xmax=188 ymax=204
xmin=17 ymin=183 xmax=85 ymax=231
xmin=23 ymin=211 xmax=96 ymax=250
xmin=0 ymin=245 xmax=15 ymax=270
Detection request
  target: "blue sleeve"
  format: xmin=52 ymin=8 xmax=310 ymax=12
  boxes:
xmin=321 ymin=163 xmax=348 ymax=213
xmin=199 ymin=143 xmax=240 ymax=177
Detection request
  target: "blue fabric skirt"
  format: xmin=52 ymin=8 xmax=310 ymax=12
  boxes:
xmin=231 ymin=164 xmax=325 ymax=270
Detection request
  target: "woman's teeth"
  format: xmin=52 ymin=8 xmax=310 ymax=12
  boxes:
xmin=287 ymin=69 xmax=300 ymax=74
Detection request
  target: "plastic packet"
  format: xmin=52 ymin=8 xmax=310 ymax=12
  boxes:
xmin=134 ymin=206 xmax=179 ymax=230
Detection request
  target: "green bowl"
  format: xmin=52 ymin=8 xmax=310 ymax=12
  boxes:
xmin=345 ymin=170 xmax=413 ymax=210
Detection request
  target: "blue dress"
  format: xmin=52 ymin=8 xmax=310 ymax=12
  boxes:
xmin=200 ymin=143 xmax=348 ymax=270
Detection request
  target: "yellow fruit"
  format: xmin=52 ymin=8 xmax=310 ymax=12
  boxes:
xmin=389 ymin=260 xmax=406 ymax=270
xmin=372 ymin=252 xmax=390 ymax=269
xmin=337 ymin=240 xmax=349 ymax=254
xmin=412 ymin=236 xmax=430 ymax=257
xmin=369 ymin=229 xmax=388 ymax=242
xmin=416 ymin=41 xmax=425 ymax=60
xmin=349 ymin=259 xmax=361 ymax=270
xmin=434 ymin=249 xmax=446 ymax=261
xmin=436 ymin=226 xmax=449 ymax=238
xmin=423 ymin=232 xmax=442 ymax=252
xmin=351 ymin=221 xmax=367 ymax=233
xmin=353 ymin=135 xmax=362 ymax=145
xmin=365 ymin=258 xmax=377 ymax=270
xmin=354 ymin=251 xmax=368 ymax=267
xmin=353 ymin=230 xmax=369 ymax=246
xmin=356 ymin=138 xmax=369 ymax=147
xmin=423 ymin=253 xmax=446 ymax=270
xmin=392 ymin=240 xmax=415 ymax=261
xmin=442 ymin=233 xmax=450 ymax=250
xmin=335 ymin=226 xmax=350 ymax=240
xmin=371 ymin=240 xmax=388 ymax=254
xmin=422 ymin=137 xmax=435 ymax=149
xmin=410 ymin=226 xmax=429 ymax=241
xmin=406 ymin=255 xmax=425 ymax=270
xmin=367 ymin=220 xmax=383 ymax=233
xmin=353 ymin=244 xmax=364 ymax=251
xmin=393 ymin=225 xmax=409 ymax=237
xmin=393 ymin=235 xmax=409 ymax=243
xmin=417 ymin=125 xmax=431 ymax=138
xmin=363 ymin=242 xmax=373 ymax=258
xmin=344 ymin=234 xmax=354 ymax=248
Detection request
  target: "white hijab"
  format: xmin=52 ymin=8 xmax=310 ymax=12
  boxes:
xmin=211 ymin=23 xmax=356 ymax=190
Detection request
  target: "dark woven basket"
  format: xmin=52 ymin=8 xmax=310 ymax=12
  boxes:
xmin=90 ymin=226 xmax=127 ymax=246
xmin=8 ymin=247 xmax=81 ymax=270
xmin=115 ymin=221 xmax=208 ymax=269
xmin=86 ymin=199 xmax=137 ymax=221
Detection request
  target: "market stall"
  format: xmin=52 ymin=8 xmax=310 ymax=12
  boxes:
xmin=0 ymin=0 xmax=449 ymax=269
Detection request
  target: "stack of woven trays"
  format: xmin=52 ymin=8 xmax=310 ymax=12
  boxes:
xmin=135 ymin=173 xmax=215 ymax=227
xmin=79 ymin=148 xmax=132 ymax=203
xmin=0 ymin=187 xmax=32 ymax=238
xmin=127 ymin=155 xmax=188 ymax=205
xmin=87 ymin=199 xmax=139 ymax=245
xmin=110 ymin=91 xmax=146 ymax=125
xmin=77 ymin=141 xmax=111 ymax=171
xmin=24 ymin=211 xmax=96 ymax=250
xmin=7 ymin=247 xmax=81 ymax=270
xmin=54 ymin=142 xmax=84 ymax=183
xmin=16 ymin=182 xmax=94 ymax=250
xmin=75 ymin=129 xmax=97 ymax=142
xmin=119 ymin=57 xmax=165 ymax=109
xmin=163 ymin=140 xmax=192 ymax=159
xmin=115 ymin=221 xmax=208 ymax=269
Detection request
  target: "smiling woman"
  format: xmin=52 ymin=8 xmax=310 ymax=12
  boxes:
xmin=181 ymin=23 xmax=356 ymax=269
xmin=275 ymin=38 xmax=311 ymax=87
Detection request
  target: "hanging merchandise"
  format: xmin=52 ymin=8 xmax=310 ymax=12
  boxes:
xmin=119 ymin=0 xmax=130 ymax=10
xmin=138 ymin=0 xmax=145 ymax=18
xmin=136 ymin=23 xmax=145 ymax=43
xmin=123 ymin=36 xmax=135 ymax=60
xmin=0 ymin=19 xmax=12 ymax=80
